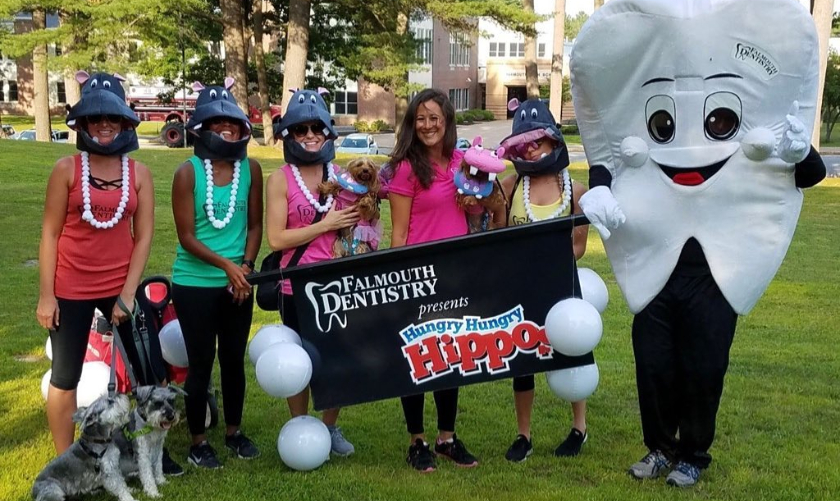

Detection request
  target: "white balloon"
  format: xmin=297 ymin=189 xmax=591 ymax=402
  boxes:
xmin=277 ymin=415 xmax=331 ymax=471
xmin=546 ymin=363 xmax=600 ymax=402
xmin=255 ymin=343 xmax=312 ymax=398
xmin=545 ymin=298 xmax=603 ymax=357
xmin=578 ymin=268 xmax=609 ymax=314
xmin=159 ymin=320 xmax=189 ymax=368
xmin=248 ymin=324 xmax=302 ymax=366
xmin=41 ymin=370 xmax=52 ymax=400
xmin=76 ymin=361 xmax=111 ymax=407
xmin=45 ymin=338 xmax=53 ymax=361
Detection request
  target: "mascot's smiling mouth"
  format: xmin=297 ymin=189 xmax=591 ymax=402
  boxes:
xmin=656 ymin=157 xmax=730 ymax=186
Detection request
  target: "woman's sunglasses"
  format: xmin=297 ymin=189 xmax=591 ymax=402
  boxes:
xmin=87 ymin=114 xmax=123 ymax=125
xmin=292 ymin=123 xmax=325 ymax=136
xmin=207 ymin=116 xmax=240 ymax=126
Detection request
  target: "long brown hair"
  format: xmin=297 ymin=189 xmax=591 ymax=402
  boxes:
xmin=390 ymin=89 xmax=457 ymax=189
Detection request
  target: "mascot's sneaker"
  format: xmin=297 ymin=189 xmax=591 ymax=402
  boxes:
xmin=406 ymin=439 xmax=436 ymax=473
xmin=505 ymin=434 xmax=533 ymax=462
xmin=225 ymin=431 xmax=260 ymax=459
xmin=554 ymin=428 xmax=588 ymax=457
xmin=666 ymin=461 xmax=701 ymax=488
xmin=434 ymin=434 xmax=479 ymax=467
xmin=628 ymin=450 xmax=672 ymax=480
xmin=162 ymin=447 xmax=184 ymax=476
xmin=327 ymin=426 xmax=355 ymax=457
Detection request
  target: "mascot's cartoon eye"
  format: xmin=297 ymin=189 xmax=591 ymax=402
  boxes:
xmin=520 ymin=109 xmax=527 ymax=121
xmin=209 ymin=89 xmax=218 ymax=99
xmin=222 ymin=90 xmax=229 ymax=99
xmin=490 ymin=151 xmax=498 ymax=158
xmin=703 ymin=92 xmax=741 ymax=141
xmin=530 ymin=109 xmax=538 ymax=119
xmin=298 ymin=95 xmax=305 ymax=103
xmin=310 ymin=95 xmax=317 ymax=103
xmin=103 ymin=80 xmax=112 ymax=88
xmin=645 ymin=95 xmax=676 ymax=144
xmin=475 ymin=144 xmax=483 ymax=150
xmin=90 ymin=79 xmax=98 ymax=88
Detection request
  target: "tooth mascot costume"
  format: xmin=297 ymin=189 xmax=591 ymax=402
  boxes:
xmin=570 ymin=0 xmax=826 ymax=483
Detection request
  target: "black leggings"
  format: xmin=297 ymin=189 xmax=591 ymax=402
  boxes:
xmin=172 ymin=284 xmax=253 ymax=436
xmin=50 ymin=296 xmax=162 ymax=390
xmin=401 ymin=388 xmax=459 ymax=436
xmin=512 ymin=375 xmax=535 ymax=392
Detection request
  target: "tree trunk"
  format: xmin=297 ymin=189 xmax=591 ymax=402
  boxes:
xmin=253 ymin=0 xmax=274 ymax=146
xmin=60 ymin=12 xmax=81 ymax=144
xmin=222 ymin=0 xmax=250 ymax=115
xmin=32 ymin=9 xmax=51 ymax=142
xmin=811 ymin=0 xmax=833 ymax=148
xmin=549 ymin=0 xmax=566 ymax=121
xmin=394 ymin=11 xmax=410 ymax=132
xmin=281 ymin=0 xmax=311 ymax=115
xmin=523 ymin=0 xmax=540 ymax=99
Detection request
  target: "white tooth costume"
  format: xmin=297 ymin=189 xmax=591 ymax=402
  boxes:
xmin=570 ymin=0 xmax=825 ymax=474
xmin=571 ymin=0 xmax=820 ymax=315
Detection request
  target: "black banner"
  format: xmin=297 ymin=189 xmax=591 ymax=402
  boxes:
xmin=252 ymin=216 xmax=593 ymax=410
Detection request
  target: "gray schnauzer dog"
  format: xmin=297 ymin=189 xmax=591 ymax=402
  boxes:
xmin=32 ymin=393 xmax=136 ymax=501
xmin=115 ymin=385 xmax=185 ymax=498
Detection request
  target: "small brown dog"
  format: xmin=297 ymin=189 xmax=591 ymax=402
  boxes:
xmin=319 ymin=157 xmax=382 ymax=257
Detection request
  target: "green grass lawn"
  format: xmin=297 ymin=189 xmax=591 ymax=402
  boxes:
xmin=0 ymin=140 xmax=838 ymax=500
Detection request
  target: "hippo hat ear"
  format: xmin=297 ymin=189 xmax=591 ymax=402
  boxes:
xmin=75 ymin=70 xmax=91 ymax=85
xmin=507 ymin=98 xmax=521 ymax=112
xmin=288 ymin=88 xmax=299 ymax=94
xmin=495 ymin=146 xmax=506 ymax=157
xmin=317 ymin=87 xmax=330 ymax=97
xmin=191 ymin=81 xmax=206 ymax=92
xmin=112 ymin=73 xmax=127 ymax=82
xmin=224 ymin=77 xmax=235 ymax=90
xmin=471 ymin=136 xmax=483 ymax=147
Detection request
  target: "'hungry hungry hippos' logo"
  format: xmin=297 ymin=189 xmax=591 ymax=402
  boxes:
xmin=400 ymin=305 xmax=554 ymax=384
xmin=305 ymin=265 xmax=438 ymax=333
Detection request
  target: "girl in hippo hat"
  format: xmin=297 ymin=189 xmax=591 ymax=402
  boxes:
xmin=265 ymin=88 xmax=359 ymax=457
xmin=171 ymin=78 xmax=263 ymax=468
xmin=495 ymin=97 xmax=592 ymax=462
xmin=37 ymin=71 xmax=160 ymax=455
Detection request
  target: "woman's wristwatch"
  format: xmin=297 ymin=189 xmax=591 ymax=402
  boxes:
xmin=242 ymin=259 xmax=256 ymax=271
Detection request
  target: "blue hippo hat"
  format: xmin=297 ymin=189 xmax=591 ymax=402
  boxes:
xmin=66 ymin=71 xmax=140 ymax=155
xmin=499 ymin=98 xmax=569 ymax=175
xmin=186 ymin=78 xmax=252 ymax=161
xmin=274 ymin=88 xmax=338 ymax=166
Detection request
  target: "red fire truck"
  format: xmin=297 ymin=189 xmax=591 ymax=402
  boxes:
xmin=128 ymin=94 xmax=282 ymax=148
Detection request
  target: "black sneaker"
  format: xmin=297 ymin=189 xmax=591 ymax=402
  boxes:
xmin=406 ymin=439 xmax=436 ymax=473
xmin=554 ymin=428 xmax=588 ymax=457
xmin=225 ymin=431 xmax=261 ymax=459
xmin=434 ymin=434 xmax=479 ymax=467
xmin=162 ymin=447 xmax=184 ymax=476
xmin=188 ymin=441 xmax=223 ymax=469
xmin=505 ymin=434 xmax=533 ymax=462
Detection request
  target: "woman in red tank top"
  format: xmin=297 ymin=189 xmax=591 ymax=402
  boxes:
xmin=36 ymin=72 xmax=155 ymax=455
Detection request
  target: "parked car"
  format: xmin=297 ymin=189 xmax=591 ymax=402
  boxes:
xmin=13 ymin=128 xmax=69 ymax=143
xmin=1 ymin=124 xmax=16 ymax=139
xmin=336 ymin=133 xmax=379 ymax=155
xmin=455 ymin=137 xmax=471 ymax=151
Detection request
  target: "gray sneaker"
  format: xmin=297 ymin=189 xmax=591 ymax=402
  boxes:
xmin=327 ymin=425 xmax=355 ymax=457
xmin=628 ymin=450 xmax=672 ymax=480
xmin=666 ymin=461 xmax=701 ymax=487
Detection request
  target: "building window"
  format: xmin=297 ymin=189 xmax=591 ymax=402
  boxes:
xmin=449 ymin=32 xmax=470 ymax=67
xmin=414 ymin=28 xmax=433 ymax=65
xmin=334 ymin=91 xmax=358 ymax=115
xmin=57 ymin=82 xmax=66 ymax=103
xmin=538 ymin=43 xmax=546 ymax=58
xmin=489 ymin=42 xmax=498 ymax=58
xmin=510 ymin=42 xmax=525 ymax=58
xmin=497 ymin=42 xmax=506 ymax=58
xmin=7 ymin=81 xmax=18 ymax=102
xmin=448 ymin=88 xmax=470 ymax=111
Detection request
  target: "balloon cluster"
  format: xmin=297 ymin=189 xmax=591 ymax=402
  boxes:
xmin=543 ymin=268 xmax=609 ymax=402
xmin=249 ymin=324 xmax=328 ymax=471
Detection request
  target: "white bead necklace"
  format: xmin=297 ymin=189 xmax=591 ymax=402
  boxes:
xmin=203 ymin=158 xmax=241 ymax=229
xmin=522 ymin=169 xmax=572 ymax=222
xmin=80 ymin=151 xmax=130 ymax=229
xmin=290 ymin=164 xmax=334 ymax=213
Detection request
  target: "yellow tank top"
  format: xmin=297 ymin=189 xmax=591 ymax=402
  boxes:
xmin=508 ymin=177 xmax=573 ymax=226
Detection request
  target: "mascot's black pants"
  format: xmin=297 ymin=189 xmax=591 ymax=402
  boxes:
xmin=632 ymin=262 xmax=737 ymax=469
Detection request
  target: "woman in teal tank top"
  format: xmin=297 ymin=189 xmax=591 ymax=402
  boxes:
xmin=171 ymin=80 xmax=263 ymax=468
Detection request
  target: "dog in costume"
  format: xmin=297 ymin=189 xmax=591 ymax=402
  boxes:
xmin=570 ymin=0 xmax=826 ymax=487
xmin=318 ymin=157 xmax=382 ymax=256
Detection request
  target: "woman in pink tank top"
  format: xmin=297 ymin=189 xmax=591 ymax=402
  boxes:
xmin=36 ymin=71 xmax=155 ymax=455
xmin=265 ymin=89 xmax=360 ymax=456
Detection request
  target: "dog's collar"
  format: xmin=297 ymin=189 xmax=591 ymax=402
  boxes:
xmin=123 ymin=424 xmax=154 ymax=441
xmin=336 ymin=170 xmax=369 ymax=195
xmin=78 ymin=438 xmax=109 ymax=460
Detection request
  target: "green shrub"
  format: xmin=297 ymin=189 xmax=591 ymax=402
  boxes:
xmin=353 ymin=120 xmax=370 ymax=132
xmin=561 ymin=124 xmax=580 ymax=135
xmin=370 ymin=119 xmax=389 ymax=132
xmin=464 ymin=109 xmax=482 ymax=122
xmin=481 ymin=109 xmax=495 ymax=121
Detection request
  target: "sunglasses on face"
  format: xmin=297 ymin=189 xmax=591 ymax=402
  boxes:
xmin=207 ymin=116 xmax=241 ymax=126
xmin=87 ymin=114 xmax=123 ymax=125
xmin=292 ymin=123 xmax=326 ymax=136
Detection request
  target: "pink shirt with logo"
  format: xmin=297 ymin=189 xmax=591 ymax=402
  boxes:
xmin=279 ymin=163 xmax=339 ymax=294
xmin=388 ymin=149 xmax=467 ymax=245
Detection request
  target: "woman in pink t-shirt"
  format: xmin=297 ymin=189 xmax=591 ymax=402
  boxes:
xmin=389 ymin=89 xmax=503 ymax=472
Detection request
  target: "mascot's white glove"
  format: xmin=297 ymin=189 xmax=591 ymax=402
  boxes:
xmin=579 ymin=185 xmax=626 ymax=240
xmin=778 ymin=101 xmax=810 ymax=164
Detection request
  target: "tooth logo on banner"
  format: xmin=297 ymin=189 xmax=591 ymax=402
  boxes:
xmin=305 ymin=265 xmax=439 ymax=333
